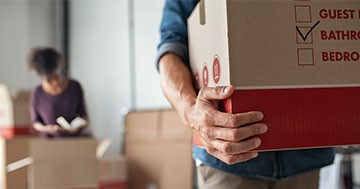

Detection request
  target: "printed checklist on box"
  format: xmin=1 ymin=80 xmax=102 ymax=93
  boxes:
xmin=294 ymin=0 xmax=360 ymax=66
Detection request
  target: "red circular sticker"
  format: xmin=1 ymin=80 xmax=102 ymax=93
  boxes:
xmin=202 ymin=65 xmax=209 ymax=87
xmin=194 ymin=72 xmax=200 ymax=90
xmin=213 ymin=56 xmax=221 ymax=84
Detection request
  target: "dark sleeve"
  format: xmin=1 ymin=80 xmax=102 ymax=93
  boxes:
xmin=155 ymin=0 xmax=198 ymax=70
xmin=30 ymin=88 xmax=42 ymax=124
xmin=76 ymin=82 xmax=87 ymax=118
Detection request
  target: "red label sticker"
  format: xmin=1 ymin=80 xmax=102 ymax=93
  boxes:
xmin=213 ymin=56 xmax=220 ymax=84
xmin=194 ymin=72 xmax=200 ymax=90
xmin=202 ymin=65 xmax=209 ymax=87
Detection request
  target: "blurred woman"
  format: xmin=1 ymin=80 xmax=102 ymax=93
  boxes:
xmin=28 ymin=47 xmax=88 ymax=138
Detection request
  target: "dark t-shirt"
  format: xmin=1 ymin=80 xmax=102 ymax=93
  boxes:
xmin=30 ymin=79 xmax=87 ymax=138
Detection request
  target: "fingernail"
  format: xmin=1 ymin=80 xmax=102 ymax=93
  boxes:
xmin=251 ymin=152 xmax=259 ymax=158
xmin=257 ymin=112 xmax=264 ymax=120
xmin=254 ymin=138 xmax=261 ymax=147
xmin=261 ymin=124 xmax=268 ymax=133
xmin=223 ymin=86 xmax=230 ymax=94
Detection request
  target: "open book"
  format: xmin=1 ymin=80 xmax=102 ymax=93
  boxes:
xmin=56 ymin=116 xmax=87 ymax=131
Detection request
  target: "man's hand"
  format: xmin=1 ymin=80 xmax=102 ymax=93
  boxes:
xmin=159 ymin=53 xmax=267 ymax=165
xmin=186 ymin=86 xmax=268 ymax=165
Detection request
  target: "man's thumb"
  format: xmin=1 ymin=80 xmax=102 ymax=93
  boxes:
xmin=198 ymin=86 xmax=234 ymax=101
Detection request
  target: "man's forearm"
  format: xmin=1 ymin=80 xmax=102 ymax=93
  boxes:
xmin=159 ymin=53 xmax=196 ymax=125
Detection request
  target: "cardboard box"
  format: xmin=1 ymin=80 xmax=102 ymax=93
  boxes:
xmin=28 ymin=138 xmax=99 ymax=189
xmin=188 ymin=1 xmax=360 ymax=151
xmin=0 ymin=84 xmax=32 ymax=138
xmin=125 ymin=109 xmax=193 ymax=189
xmin=0 ymin=137 xmax=31 ymax=189
xmin=1 ymin=137 xmax=104 ymax=189
xmin=99 ymin=155 xmax=128 ymax=189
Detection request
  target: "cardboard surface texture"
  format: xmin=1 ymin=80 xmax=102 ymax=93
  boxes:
xmin=0 ymin=137 xmax=31 ymax=189
xmin=28 ymin=138 xmax=98 ymax=189
xmin=188 ymin=0 xmax=360 ymax=150
xmin=125 ymin=109 xmax=193 ymax=189
xmin=1 ymin=137 xmax=121 ymax=189
xmin=0 ymin=84 xmax=32 ymax=138
xmin=99 ymin=156 xmax=128 ymax=189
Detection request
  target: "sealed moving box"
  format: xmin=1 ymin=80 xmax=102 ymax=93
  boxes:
xmin=125 ymin=109 xmax=193 ymax=189
xmin=188 ymin=0 xmax=360 ymax=151
xmin=0 ymin=84 xmax=32 ymax=138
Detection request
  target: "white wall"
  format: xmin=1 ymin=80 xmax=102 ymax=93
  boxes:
xmin=133 ymin=0 xmax=169 ymax=108
xmin=70 ymin=0 xmax=169 ymax=154
xmin=70 ymin=0 xmax=131 ymax=155
xmin=0 ymin=0 xmax=60 ymax=95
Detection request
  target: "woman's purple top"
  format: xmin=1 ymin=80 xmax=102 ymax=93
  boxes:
xmin=30 ymin=79 xmax=87 ymax=138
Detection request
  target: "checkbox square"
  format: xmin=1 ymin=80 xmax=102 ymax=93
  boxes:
xmin=296 ymin=26 xmax=313 ymax=44
xmin=297 ymin=48 xmax=314 ymax=66
xmin=295 ymin=5 xmax=312 ymax=23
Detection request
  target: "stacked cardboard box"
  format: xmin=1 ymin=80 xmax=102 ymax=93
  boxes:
xmin=0 ymin=84 xmax=32 ymax=138
xmin=125 ymin=109 xmax=193 ymax=189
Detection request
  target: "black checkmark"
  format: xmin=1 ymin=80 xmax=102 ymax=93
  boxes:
xmin=296 ymin=21 xmax=320 ymax=41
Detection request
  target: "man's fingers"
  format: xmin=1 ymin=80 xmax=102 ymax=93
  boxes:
xmin=208 ymin=147 xmax=259 ymax=165
xmin=211 ymin=111 xmax=264 ymax=128
xmin=197 ymin=127 xmax=262 ymax=165
xmin=199 ymin=123 xmax=267 ymax=142
xmin=198 ymin=86 xmax=234 ymax=101
xmin=211 ymin=137 xmax=261 ymax=155
xmin=190 ymin=85 xmax=266 ymax=165
xmin=213 ymin=123 xmax=268 ymax=142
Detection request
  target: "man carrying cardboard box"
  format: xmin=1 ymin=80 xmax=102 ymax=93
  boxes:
xmin=156 ymin=0 xmax=336 ymax=188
